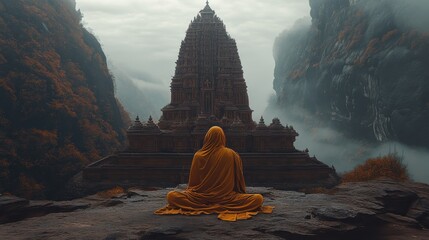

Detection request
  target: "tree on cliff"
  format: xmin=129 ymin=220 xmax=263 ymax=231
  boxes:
xmin=0 ymin=0 xmax=130 ymax=199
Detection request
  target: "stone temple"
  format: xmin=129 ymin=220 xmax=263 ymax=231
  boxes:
xmin=83 ymin=2 xmax=338 ymax=189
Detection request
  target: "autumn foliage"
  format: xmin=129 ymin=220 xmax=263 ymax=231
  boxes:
xmin=0 ymin=0 xmax=130 ymax=199
xmin=342 ymin=154 xmax=409 ymax=183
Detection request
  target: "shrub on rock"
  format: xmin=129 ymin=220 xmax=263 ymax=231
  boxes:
xmin=342 ymin=154 xmax=409 ymax=183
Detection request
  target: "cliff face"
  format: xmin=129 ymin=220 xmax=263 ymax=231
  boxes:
xmin=0 ymin=0 xmax=130 ymax=198
xmin=273 ymin=0 xmax=429 ymax=147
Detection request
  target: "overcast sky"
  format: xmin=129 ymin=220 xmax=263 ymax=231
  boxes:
xmin=75 ymin=0 xmax=310 ymax=118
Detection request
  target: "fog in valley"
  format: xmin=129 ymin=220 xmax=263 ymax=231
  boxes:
xmin=265 ymin=103 xmax=429 ymax=184
xmin=266 ymin=0 xmax=429 ymax=183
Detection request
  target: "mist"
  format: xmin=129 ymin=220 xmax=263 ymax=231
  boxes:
xmin=360 ymin=0 xmax=429 ymax=33
xmin=265 ymin=0 xmax=429 ymax=184
xmin=264 ymin=102 xmax=429 ymax=184
xmin=109 ymin=62 xmax=168 ymax=120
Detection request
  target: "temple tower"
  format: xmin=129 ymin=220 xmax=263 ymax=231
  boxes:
xmin=159 ymin=2 xmax=253 ymax=130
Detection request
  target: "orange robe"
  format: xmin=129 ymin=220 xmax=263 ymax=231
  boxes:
xmin=155 ymin=126 xmax=273 ymax=221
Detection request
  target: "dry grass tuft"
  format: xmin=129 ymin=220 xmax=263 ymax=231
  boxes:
xmin=97 ymin=186 xmax=126 ymax=198
xmin=342 ymin=154 xmax=409 ymax=183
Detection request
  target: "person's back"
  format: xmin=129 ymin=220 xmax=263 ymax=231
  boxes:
xmin=155 ymin=126 xmax=273 ymax=221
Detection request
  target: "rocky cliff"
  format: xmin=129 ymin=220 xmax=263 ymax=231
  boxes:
xmin=273 ymin=0 xmax=429 ymax=147
xmin=0 ymin=180 xmax=428 ymax=239
xmin=0 ymin=0 xmax=130 ymax=199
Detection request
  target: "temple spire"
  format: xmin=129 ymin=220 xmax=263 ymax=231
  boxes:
xmin=159 ymin=0 xmax=252 ymax=130
xmin=200 ymin=0 xmax=214 ymax=16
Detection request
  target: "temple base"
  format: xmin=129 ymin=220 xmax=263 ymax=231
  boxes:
xmin=83 ymin=151 xmax=339 ymax=190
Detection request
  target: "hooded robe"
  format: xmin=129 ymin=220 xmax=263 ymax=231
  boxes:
xmin=155 ymin=126 xmax=273 ymax=221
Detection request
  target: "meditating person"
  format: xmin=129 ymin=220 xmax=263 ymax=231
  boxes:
xmin=155 ymin=126 xmax=273 ymax=221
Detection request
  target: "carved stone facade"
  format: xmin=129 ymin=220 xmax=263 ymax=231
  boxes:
xmin=130 ymin=2 xmax=300 ymax=153
xmin=158 ymin=3 xmax=253 ymax=130
xmin=128 ymin=116 xmax=298 ymax=153
xmin=83 ymin=3 xmax=338 ymax=190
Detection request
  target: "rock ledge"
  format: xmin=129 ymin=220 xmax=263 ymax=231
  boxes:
xmin=1 ymin=180 xmax=428 ymax=240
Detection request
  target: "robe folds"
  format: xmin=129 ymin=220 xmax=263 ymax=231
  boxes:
xmin=155 ymin=126 xmax=273 ymax=221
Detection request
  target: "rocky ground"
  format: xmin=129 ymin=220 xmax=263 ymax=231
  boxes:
xmin=0 ymin=179 xmax=428 ymax=240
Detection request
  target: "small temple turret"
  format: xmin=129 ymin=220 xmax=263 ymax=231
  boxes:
xmin=256 ymin=116 xmax=268 ymax=130
xmin=142 ymin=116 xmax=161 ymax=133
xmin=128 ymin=116 xmax=144 ymax=131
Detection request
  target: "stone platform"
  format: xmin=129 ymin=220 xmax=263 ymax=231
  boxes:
xmin=83 ymin=151 xmax=338 ymax=190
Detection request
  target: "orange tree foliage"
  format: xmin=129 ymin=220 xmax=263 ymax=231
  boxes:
xmin=382 ymin=29 xmax=399 ymax=43
xmin=357 ymin=38 xmax=380 ymax=65
xmin=342 ymin=154 xmax=409 ymax=183
xmin=0 ymin=0 xmax=130 ymax=199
